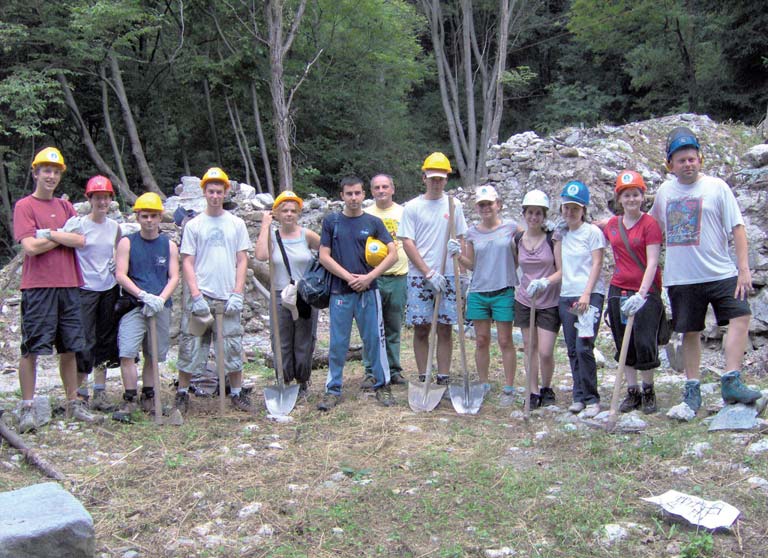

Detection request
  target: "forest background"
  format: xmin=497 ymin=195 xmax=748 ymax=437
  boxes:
xmin=1 ymin=0 xmax=766 ymax=265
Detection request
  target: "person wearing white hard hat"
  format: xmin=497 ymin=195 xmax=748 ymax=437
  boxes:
xmin=255 ymin=190 xmax=320 ymax=396
xmin=450 ymin=185 xmax=520 ymax=404
xmin=515 ymin=189 xmax=562 ymax=409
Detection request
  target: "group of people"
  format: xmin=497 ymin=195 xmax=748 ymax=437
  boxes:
xmin=12 ymin=125 xmax=763 ymax=431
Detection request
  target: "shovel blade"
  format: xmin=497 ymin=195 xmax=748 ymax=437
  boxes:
xmin=264 ymin=383 xmax=300 ymax=416
xmin=448 ymin=383 xmax=486 ymax=415
xmin=407 ymin=381 xmax=446 ymax=412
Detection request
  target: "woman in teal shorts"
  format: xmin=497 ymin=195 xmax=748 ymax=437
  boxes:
xmin=448 ymin=185 xmax=521 ymax=405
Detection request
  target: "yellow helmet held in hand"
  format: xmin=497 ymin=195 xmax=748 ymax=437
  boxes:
xmin=365 ymin=237 xmax=388 ymax=267
xmin=133 ymin=192 xmax=164 ymax=212
xmin=200 ymin=167 xmax=230 ymax=190
xmin=421 ymin=152 xmax=452 ymax=177
xmin=32 ymin=147 xmax=66 ymax=172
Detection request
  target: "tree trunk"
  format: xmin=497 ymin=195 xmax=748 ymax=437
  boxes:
xmin=203 ymin=77 xmax=222 ymax=163
xmin=108 ymin=52 xmax=162 ymax=196
xmin=56 ymin=73 xmax=137 ymax=203
xmin=225 ymin=95 xmax=251 ymax=185
xmin=232 ymin=99 xmax=262 ymax=192
xmin=100 ymin=64 xmax=129 ymax=187
xmin=251 ymin=81 xmax=274 ymax=195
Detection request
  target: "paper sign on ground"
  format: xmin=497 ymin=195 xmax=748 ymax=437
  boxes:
xmin=642 ymin=490 xmax=740 ymax=530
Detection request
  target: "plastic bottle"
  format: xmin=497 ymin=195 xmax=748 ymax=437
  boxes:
xmin=620 ymin=290 xmax=628 ymax=324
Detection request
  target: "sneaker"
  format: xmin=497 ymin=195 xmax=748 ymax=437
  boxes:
xmin=390 ymin=373 xmax=406 ymax=385
xmin=360 ymin=375 xmax=376 ymax=391
xmin=721 ymin=370 xmax=761 ymax=405
xmin=140 ymin=392 xmax=155 ymax=414
xmin=435 ymin=374 xmax=450 ymax=385
xmin=174 ymin=391 xmax=190 ymax=415
xmin=619 ymin=387 xmax=642 ymax=413
xmin=499 ymin=390 xmax=516 ymax=408
xmin=18 ymin=405 xmax=36 ymax=434
xmin=568 ymin=401 xmax=585 ymax=413
xmin=317 ymin=393 xmax=340 ymax=412
xmin=641 ymin=384 xmax=657 ymax=414
xmin=682 ymin=380 xmax=702 ymax=412
xmin=540 ymin=386 xmax=557 ymax=406
xmin=230 ymin=391 xmax=254 ymax=412
xmin=528 ymin=393 xmax=542 ymax=410
xmin=111 ymin=395 xmax=139 ymax=423
xmin=375 ymin=386 xmax=394 ymax=407
xmin=581 ymin=402 xmax=601 ymax=418
xmin=67 ymin=399 xmax=99 ymax=423
xmin=90 ymin=390 xmax=115 ymax=412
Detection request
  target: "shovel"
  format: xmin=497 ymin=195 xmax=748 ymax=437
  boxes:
xmin=263 ymin=229 xmax=300 ymax=416
xmin=213 ymin=301 xmax=228 ymax=415
xmin=523 ymin=299 xmax=537 ymax=420
xmin=449 ymin=197 xmax=485 ymax=414
xmin=408 ymin=195 xmax=453 ymax=413
xmin=148 ymin=315 xmax=183 ymax=426
xmin=606 ymin=314 xmax=636 ymax=431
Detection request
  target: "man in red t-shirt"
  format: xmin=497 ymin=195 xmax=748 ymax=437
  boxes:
xmin=12 ymin=147 xmax=96 ymax=433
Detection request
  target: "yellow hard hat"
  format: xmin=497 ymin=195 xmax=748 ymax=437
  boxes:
xmin=133 ymin=192 xmax=164 ymax=212
xmin=31 ymin=147 xmax=66 ymax=172
xmin=200 ymin=167 xmax=230 ymax=190
xmin=365 ymin=237 xmax=388 ymax=267
xmin=421 ymin=152 xmax=452 ymax=177
xmin=273 ymin=190 xmax=304 ymax=211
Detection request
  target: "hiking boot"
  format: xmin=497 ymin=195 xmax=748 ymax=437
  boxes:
xmin=619 ymin=387 xmax=642 ymax=413
xmin=67 ymin=399 xmax=99 ymax=423
xmin=568 ymin=401 xmax=585 ymax=413
xmin=581 ymin=402 xmax=601 ymax=418
xmin=317 ymin=392 xmax=340 ymax=412
xmin=230 ymin=391 xmax=254 ymax=412
xmin=140 ymin=391 xmax=155 ymax=414
xmin=390 ymin=373 xmax=406 ymax=385
xmin=174 ymin=391 xmax=190 ymax=415
xmin=299 ymin=381 xmax=310 ymax=396
xmin=682 ymin=380 xmax=702 ymax=412
xmin=360 ymin=375 xmax=376 ymax=392
xmin=528 ymin=393 xmax=541 ymax=410
xmin=375 ymin=386 xmax=394 ymax=407
xmin=112 ymin=395 xmax=139 ymax=423
xmin=641 ymin=384 xmax=657 ymax=414
xmin=435 ymin=374 xmax=450 ymax=385
xmin=540 ymin=386 xmax=557 ymax=406
xmin=721 ymin=370 xmax=761 ymax=405
xmin=18 ymin=405 xmax=36 ymax=434
xmin=90 ymin=390 xmax=115 ymax=412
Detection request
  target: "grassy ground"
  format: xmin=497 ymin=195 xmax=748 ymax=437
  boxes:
xmin=1 ymin=330 xmax=767 ymax=558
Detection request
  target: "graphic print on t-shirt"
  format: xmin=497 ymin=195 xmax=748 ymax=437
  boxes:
xmin=380 ymin=217 xmax=399 ymax=241
xmin=207 ymin=227 xmax=225 ymax=247
xmin=666 ymin=197 xmax=702 ymax=247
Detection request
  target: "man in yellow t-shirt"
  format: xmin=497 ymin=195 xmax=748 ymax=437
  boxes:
xmin=362 ymin=174 xmax=409 ymax=386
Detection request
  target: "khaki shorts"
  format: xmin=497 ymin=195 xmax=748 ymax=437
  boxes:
xmin=177 ymin=296 xmax=243 ymax=375
xmin=118 ymin=306 xmax=171 ymax=362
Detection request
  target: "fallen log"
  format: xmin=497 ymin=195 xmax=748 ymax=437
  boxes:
xmin=0 ymin=411 xmax=66 ymax=481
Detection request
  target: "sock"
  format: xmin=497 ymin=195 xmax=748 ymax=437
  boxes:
xmin=503 ymin=385 xmax=514 ymax=394
xmin=123 ymin=389 xmax=138 ymax=401
xmin=94 ymin=384 xmax=106 ymax=392
xmin=177 ymin=387 xmax=188 ymax=394
xmin=686 ymin=379 xmax=700 ymax=386
xmin=642 ymin=382 xmax=654 ymax=390
xmin=77 ymin=387 xmax=89 ymax=398
xmin=141 ymin=386 xmax=155 ymax=399
xmin=230 ymin=387 xmax=242 ymax=397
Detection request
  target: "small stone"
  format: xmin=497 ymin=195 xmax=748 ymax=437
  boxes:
xmin=747 ymin=439 xmax=768 ymax=454
xmin=561 ymin=423 xmax=578 ymax=432
xmin=484 ymin=547 xmax=516 ymax=557
xmin=238 ymin=502 xmax=263 ymax=518
xmin=617 ymin=413 xmax=648 ymax=432
xmin=708 ymin=403 xmax=758 ymax=431
xmin=596 ymin=523 xmax=628 ymax=546
xmin=685 ymin=442 xmax=711 ymax=458
xmin=266 ymin=414 xmax=294 ymax=423
xmin=403 ymin=425 xmax=421 ymax=432
xmin=671 ymin=466 xmax=690 ymax=475
xmin=267 ymin=442 xmax=284 ymax=450
xmin=121 ymin=551 xmax=139 ymax=558
xmin=192 ymin=523 xmax=212 ymax=537
xmin=747 ymin=476 xmax=768 ymax=489
xmin=257 ymin=524 xmax=274 ymax=537
xmin=330 ymin=471 xmax=346 ymax=482
xmin=332 ymin=527 xmax=344 ymax=536
xmin=667 ymin=402 xmax=696 ymax=421
xmin=243 ymin=424 xmax=260 ymax=432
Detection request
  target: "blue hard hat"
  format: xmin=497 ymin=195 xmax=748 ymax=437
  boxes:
xmin=560 ymin=180 xmax=590 ymax=206
xmin=666 ymin=126 xmax=700 ymax=161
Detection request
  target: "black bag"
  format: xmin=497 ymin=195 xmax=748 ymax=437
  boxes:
xmin=297 ymin=256 xmax=332 ymax=309
xmin=114 ymin=289 xmax=140 ymax=320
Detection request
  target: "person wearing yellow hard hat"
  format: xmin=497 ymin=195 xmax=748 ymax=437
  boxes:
xmin=175 ymin=167 xmax=253 ymax=414
xmin=255 ymin=190 xmax=321 ymax=395
xmin=13 ymin=146 xmax=99 ymax=432
xmin=398 ymin=152 xmax=468 ymax=385
xmin=360 ymin=174 xmax=408 ymax=388
xmin=316 ymin=176 xmax=398 ymax=411
xmin=112 ymin=191 xmax=180 ymax=422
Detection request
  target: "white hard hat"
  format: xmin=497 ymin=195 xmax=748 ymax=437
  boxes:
xmin=522 ymin=189 xmax=550 ymax=210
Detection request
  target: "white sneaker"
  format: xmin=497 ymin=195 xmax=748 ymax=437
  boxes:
xmin=581 ymin=403 xmax=601 ymax=418
xmin=568 ymin=401 xmax=585 ymax=413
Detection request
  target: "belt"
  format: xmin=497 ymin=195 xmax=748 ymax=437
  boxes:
xmin=478 ymin=287 xmax=513 ymax=297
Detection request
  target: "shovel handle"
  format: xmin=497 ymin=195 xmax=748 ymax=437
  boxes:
xmin=148 ymin=315 xmax=163 ymax=425
xmin=267 ymin=228 xmax=286 ymax=390
xmin=609 ymin=314 xmax=635 ymax=421
xmin=213 ymin=301 xmax=226 ymax=415
xmin=523 ymin=299 xmax=536 ymax=418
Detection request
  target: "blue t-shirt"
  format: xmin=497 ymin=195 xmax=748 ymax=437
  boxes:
xmin=320 ymin=212 xmax=393 ymax=294
xmin=128 ymin=232 xmax=172 ymax=308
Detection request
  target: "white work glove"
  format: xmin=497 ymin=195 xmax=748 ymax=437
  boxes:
xmin=108 ymin=258 xmax=116 ymax=274
xmin=446 ymin=239 xmax=461 ymax=257
xmin=35 ymin=229 xmax=52 ymax=240
xmin=190 ymin=295 xmax=211 ymax=316
xmin=280 ymin=284 xmax=299 ymax=321
xmin=621 ymin=293 xmax=646 ymax=316
xmin=425 ymin=270 xmax=447 ymax=294
xmin=60 ymin=216 xmax=84 ymax=234
xmin=138 ymin=291 xmax=165 ymax=315
xmin=526 ymin=278 xmax=550 ymax=297
xmin=576 ymin=305 xmax=599 ymax=338
xmin=225 ymin=292 xmax=244 ymax=315
xmin=542 ymin=220 xmax=556 ymax=233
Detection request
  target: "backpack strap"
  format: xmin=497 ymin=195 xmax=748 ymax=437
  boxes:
xmin=618 ymin=216 xmax=658 ymax=294
xmin=274 ymin=229 xmax=294 ymax=284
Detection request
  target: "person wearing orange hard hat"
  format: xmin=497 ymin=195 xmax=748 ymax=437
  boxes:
xmin=13 ymin=147 xmax=98 ymax=433
xmin=603 ymin=170 xmax=664 ymax=415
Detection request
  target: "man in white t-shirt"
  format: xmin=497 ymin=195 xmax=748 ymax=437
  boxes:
xmin=398 ymin=153 xmax=467 ymax=384
xmin=176 ymin=167 xmax=251 ymax=414
xmin=650 ymin=127 xmax=759 ymax=412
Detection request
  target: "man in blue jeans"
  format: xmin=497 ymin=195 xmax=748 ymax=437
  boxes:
xmin=317 ymin=176 xmax=398 ymax=411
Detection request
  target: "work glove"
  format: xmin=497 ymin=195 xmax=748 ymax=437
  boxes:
xmin=576 ymin=305 xmax=600 ymax=338
xmin=35 ymin=229 xmax=52 ymax=240
xmin=225 ymin=292 xmax=244 ymax=315
xmin=446 ymin=239 xmax=461 ymax=257
xmin=620 ymin=293 xmax=646 ymax=316
xmin=526 ymin=278 xmax=550 ymax=298
xmin=542 ymin=220 xmax=556 ymax=233
xmin=190 ymin=295 xmax=211 ymax=316
xmin=60 ymin=216 xmax=84 ymax=234
xmin=108 ymin=258 xmax=116 ymax=274
xmin=280 ymin=284 xmax=299 ymax=321
xmin=425 ymin=270 xmax=447 ymax=294
xmin=138 ymin=291 xmax=165 ymax=315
